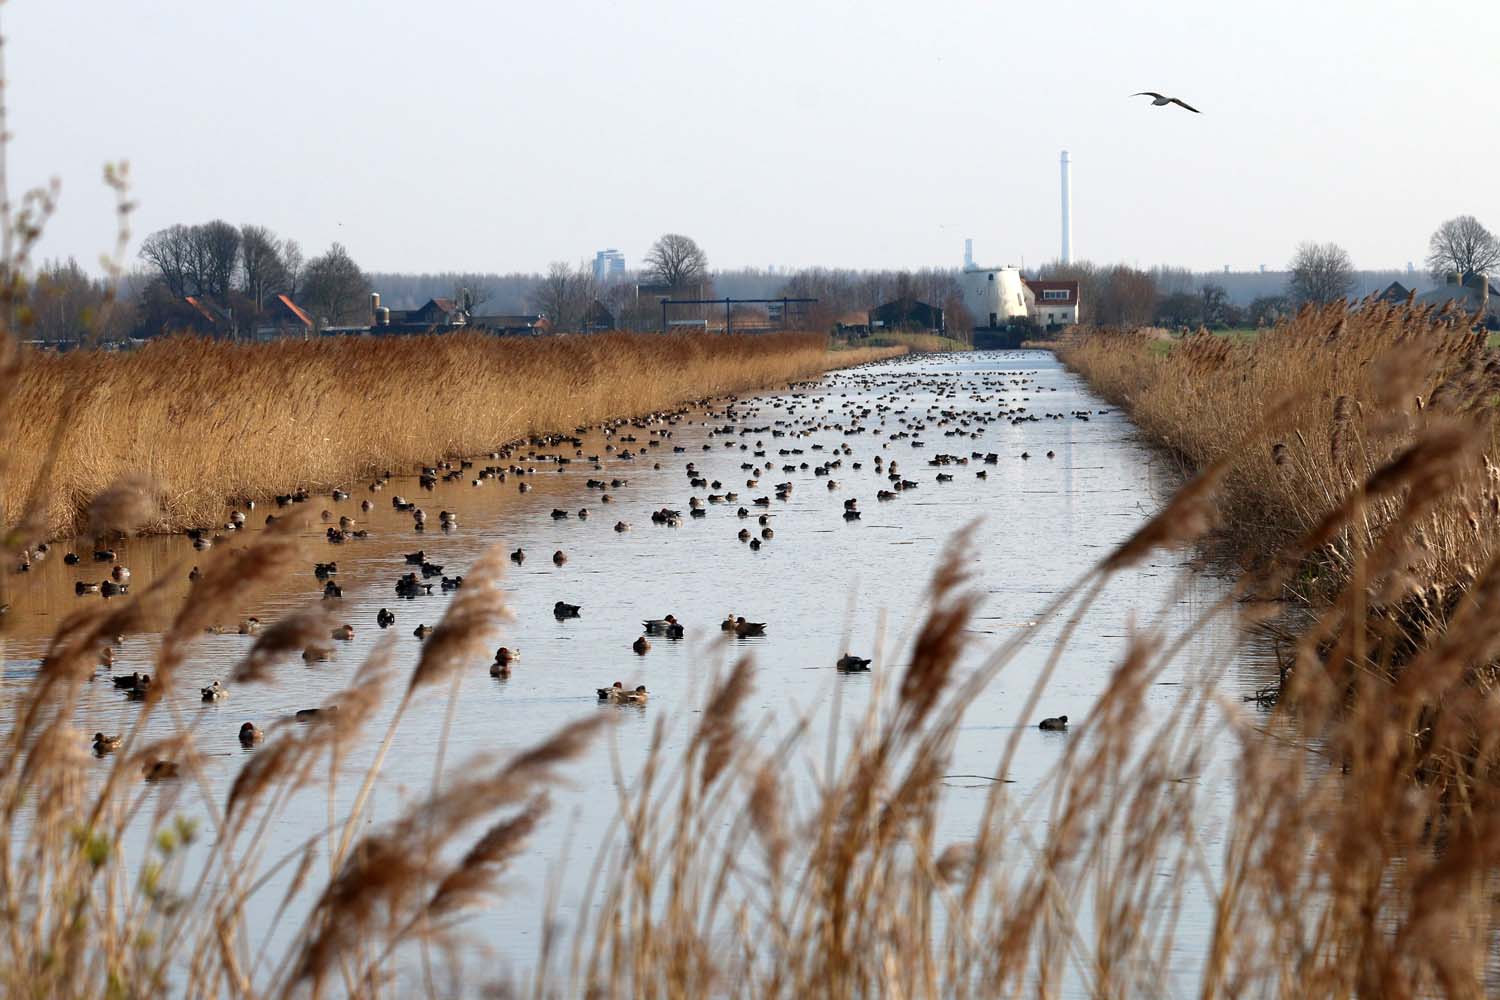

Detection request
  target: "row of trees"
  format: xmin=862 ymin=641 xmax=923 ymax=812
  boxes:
xmin=135 ymin=221 xmax=369 ymax=334
xmin=22 ymin=215 xmax=1496 ymax=343
xmin=1038 ymin=213 xmax=1497 ymax=333
xmin=1283 ymin=215 xmax=1500 ymax=315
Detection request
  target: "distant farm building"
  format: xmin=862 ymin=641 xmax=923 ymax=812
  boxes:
xmin=584 ymin=300 xmax=616 ymax=332
xmin=1377 ymin=281 xmax=1413 ymax=305
xmin=1022 ymin=278 xmax=1081 ymax=329
xmin=252 ymin=294 xmax=314 ymax=339
xmin=317 ymin=292 xmax=543 ymax=336
xmin=1414 ymin=273 xmax=1497 ymax=324
xmin=868 ymin=297 xmax=944 ymax=334
xmin=468 ymin=314 xmax=544 ymax=334
xmin=183 ymin=295 xmax=233 ymax=335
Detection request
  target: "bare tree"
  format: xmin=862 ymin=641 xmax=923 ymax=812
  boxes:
xmin=1249 ymin=294 xmax=1290 ymax=327
xmin=1199 ymin=283 xmax=1231 ymax=326
xmin=281 ymin=239 xmax=305 ymax=299
xmin=1095 ymin=265 xmax=1157 ymax=326
xmin=191 ymin=220 xmax=241 ymax=300
xmin=301 ymin=243 xmax=368 ymax=327
xmin=1426 ymin=215 xmax=1500 ymax=281
xmin=27 ymin=258 xmax=129 ymax=344
xmin=139 ymin=224 xmax=196 ymax=297
xmin=1288 ymin=242 xmax=1355 ymax=306
xmin=239 ymin=225 xmax=286 ymax=309
xmin=529 ymin=262 xmax=597 ymax=331
xmin=643 ymin=233 xmax=708 ymax=292
xmin=451 ymin=275 xmax=495 ymax=314
xmin=1155 ymin=291 xmax=1202 ymax=327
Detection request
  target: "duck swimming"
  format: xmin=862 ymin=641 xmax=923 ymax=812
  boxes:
xmin=239 ymin=722 xmax=264 ymax=746
xmin=734 ymin=618 xmax=767 ymax=638
xmin=93 ymin=732 xmax=123 ymax=755
xmin=836 ymin=654 xmax=872 ymax=672
xmin=554 ymin=601 xmax=581 ymax=619
xmin=1038 ymin=715 xmax=1068 ymax=731
xmin=642 ymin=615 xmax=679 ymax=636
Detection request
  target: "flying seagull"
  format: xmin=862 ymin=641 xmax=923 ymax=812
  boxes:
xmin=1132 ymin=91 xmax=1200 ymax=113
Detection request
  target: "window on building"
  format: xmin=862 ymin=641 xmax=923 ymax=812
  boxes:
xmin=1043 ymin=289 xmax=1069 ymax=301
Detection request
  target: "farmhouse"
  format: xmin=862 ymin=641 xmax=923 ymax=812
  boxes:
xmin=1414 ymin=273 xmax=1497 ymax=323
xmin=1022 ymin=278 xmax=1081 ymax=329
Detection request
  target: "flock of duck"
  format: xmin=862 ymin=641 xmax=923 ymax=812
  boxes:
xmin=43 ymin=356 xmax=1106 ymax=777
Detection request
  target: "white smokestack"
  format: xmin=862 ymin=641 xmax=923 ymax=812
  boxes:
xmin=963 ymin=238 xmax=974 ymax=269
xmin=1059 ymin=150 xmax=1072 ymax=265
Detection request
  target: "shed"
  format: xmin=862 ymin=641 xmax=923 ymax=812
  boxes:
xmin=868 ymin=297 xmax=944 ymax=333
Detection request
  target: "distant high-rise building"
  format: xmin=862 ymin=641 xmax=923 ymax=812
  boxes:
xmin=593 ymin=249 xmax=626 ymax=283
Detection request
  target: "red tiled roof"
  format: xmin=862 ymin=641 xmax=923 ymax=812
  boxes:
xmin=275 ymin=294 xmax=313 ymax=328
xmin=184 ymin=296 xmax=224 ymax=324
xmin=1023 ymin=279 xmax=1079 ymax=307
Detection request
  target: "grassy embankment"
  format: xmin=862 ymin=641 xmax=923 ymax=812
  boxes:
xmin=862 ymin=331 xmax=972 ymax=352
xmin=0 ymin=331 xmax=899 ymax=539
xmin=832 ymin=331 xmax=973 ymax=353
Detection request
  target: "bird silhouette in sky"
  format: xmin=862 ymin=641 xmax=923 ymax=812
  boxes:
xmin=1131 ymin=91 xmax=1200 ymax=113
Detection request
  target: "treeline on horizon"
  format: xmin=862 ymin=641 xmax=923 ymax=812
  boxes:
xmin=20 ymin=211 xmax=1498 ymax=343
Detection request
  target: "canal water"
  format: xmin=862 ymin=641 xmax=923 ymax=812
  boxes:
xmin=0 ymin=349 xmax=1274 ymax=993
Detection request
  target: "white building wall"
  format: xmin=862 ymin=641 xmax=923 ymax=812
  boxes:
xmin=1022 ymin=285 xmax=1080 ymax=328
xmin=961 ymin=267 xmax=1028 ymax=328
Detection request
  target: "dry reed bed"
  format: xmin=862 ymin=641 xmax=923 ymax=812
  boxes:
xmin=0 ymin=331 xmax=898 ymax=538
xmin=1057 ymin=303 xmax=1500 ymax=609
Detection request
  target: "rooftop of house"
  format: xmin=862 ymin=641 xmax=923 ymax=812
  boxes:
xmin=1022 ymin=279 xmax=1080 ymax=307
xmin=1413 ymin=273 xmax=1495 ymax=313
xmin=272 ymin=294 xmax=313 ymax=327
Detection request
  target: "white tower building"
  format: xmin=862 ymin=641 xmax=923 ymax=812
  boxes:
xmin=961 ymin=266 xmax=1029 ymax=329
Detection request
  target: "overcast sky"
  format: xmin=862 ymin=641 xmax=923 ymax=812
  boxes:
xmin=9 ymin=0 xmax=1498 ymax=276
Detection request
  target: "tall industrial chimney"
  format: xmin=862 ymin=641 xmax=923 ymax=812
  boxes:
xmin=963 ymin=238 xmax=974 ymax=269
xmin=1059 ymin=150 xmax=1072 ymax=265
